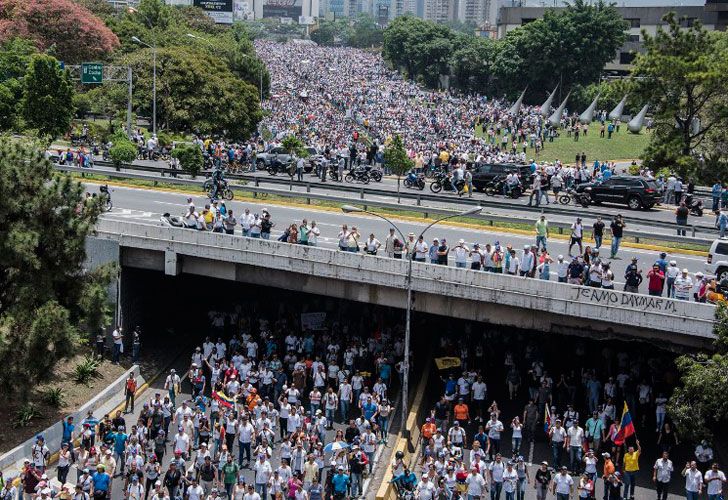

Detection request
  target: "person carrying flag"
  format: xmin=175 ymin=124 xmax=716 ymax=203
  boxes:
xmin=621 ymin=440 xmax=641 ymax=500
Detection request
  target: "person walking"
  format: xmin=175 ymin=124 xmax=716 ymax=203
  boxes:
xmin=622 ymin=441 xmax=641 ymax=500
xmin=535 ymin=216 xmax=549 ymax=252
xmin=593 ymin=217 xmax=605 ymax=250
xmin=552 ymin=466 xmax=574 ymax=500
xmin=609 ymin=215 xmax=625 ymax=259
xmin=704 ymin=463 xmax=726 ymax=500
xmin=652 ymin=451 xmax=673 ymax=500
xmin=681 ymin=461 xmax=703 ymax=500
xmin=676 ymin=202 xmax=689 ymax=236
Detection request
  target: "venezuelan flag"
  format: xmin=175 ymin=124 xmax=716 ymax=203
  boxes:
xmin=613 ymin=402 xmax=635 ymax=445
xmin=213 ymin=390 xmax=235 ymax=409
xmin=544 ymin=405 xmax=551 ymax=434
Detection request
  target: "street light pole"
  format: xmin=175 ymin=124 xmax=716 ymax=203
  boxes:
xmin=131 ymin=36 xmax=157 ymax=136
xmin=341 ymin=204 xmax=483 ymax=436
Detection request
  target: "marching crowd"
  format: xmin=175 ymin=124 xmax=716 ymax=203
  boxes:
xmin=7 ymin=308 xmax=406 ymax=500
xmin=394 ymin=333 xmax=726 ymax=500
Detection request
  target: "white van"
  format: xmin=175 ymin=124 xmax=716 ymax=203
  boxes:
xmin=706 ymin=238 xmax=728 ymax=280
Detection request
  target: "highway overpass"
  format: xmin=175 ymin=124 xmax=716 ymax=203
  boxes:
xmin=88 ymin=219 xmax=717 ymax=349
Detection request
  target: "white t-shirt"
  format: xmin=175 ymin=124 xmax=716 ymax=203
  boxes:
xmin=454 ymin=246 xmax=468 ymax=263
xmin=472 ymin=382 xmax=487 ymax=400
xmin=187 ymin=485 xmax=204 ymax=500
xmin=568 ymin=426 xmax=584 ymax=447
xmin=705 ymin=470 xmax=726 ymax=495
xmin=554 ymin=473 xmax=574 ymax=495
xmin=466 ymin=474 xmax=486 ymax=496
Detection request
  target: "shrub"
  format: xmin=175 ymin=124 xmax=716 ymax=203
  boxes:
xmin=172 ymin=144 xmax=203 ymax=178
xmin=13 ymin=403 xmax=42 ymax=428
xmin=108 ymin=139 xmax=137 ymax=170
xmin=42 ymin=386 xmax=65 ymax=407
xmin=73 ymin=355 xmax=100 ymax=385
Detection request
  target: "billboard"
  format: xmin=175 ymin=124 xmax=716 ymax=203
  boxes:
xmin=193 ymin=0 xmax=234 ymax=23
xmin=263 ymin=0 xmax=302 ymax=19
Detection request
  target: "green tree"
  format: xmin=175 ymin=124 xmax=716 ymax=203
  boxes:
xmin=21 ymin=54 xmax=74 ymax=139
xmin=123 ymin=47 xmax=261 ymax=139
xmin=668 ymin=303 xmax=728 ymax=442
xmin=348 ymin=14 xmax=383 ymax=48
xmin=172 ymin=144 xmax=203 ymax=178
xmin=451 ymin=35 xmax=494 ymax=93
xmin=384 ymin=135 xmax=413 ymax=202
xmin=0 ymin=140 xmax=112 ymax=397
xmin=281 ymin=135 xmax=309 ymax=157
xmin=491 ymin=0 xmax=627 ymax=99
xmin=632 ymin=13 xmax=728 ymax=181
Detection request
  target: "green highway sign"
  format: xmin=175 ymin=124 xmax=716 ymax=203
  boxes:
xmin=81 ymin=63 xmax=103 ymax=84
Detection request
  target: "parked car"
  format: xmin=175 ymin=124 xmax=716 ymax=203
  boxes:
xmin=471 ymin=163 xmax=533 ymax=192
xmin=706 ymin=238 xmax=728 ymax=280
xmin=255 ymin=147 xmax=293 ymax=169
xmin=256 ymin=146 xmax=321 ymax=173
xmin=575 ymin=175 xmax=660 ymax=210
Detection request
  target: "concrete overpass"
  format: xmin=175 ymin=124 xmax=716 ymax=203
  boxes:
xmin=88 ymin=219 xmax=717 ymax=349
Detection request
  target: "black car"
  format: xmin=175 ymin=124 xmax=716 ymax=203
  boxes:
xmin=575 ymin=175 xmax=660 ymax=210
xmin=471 ymin=163 xmax=533 ymax=191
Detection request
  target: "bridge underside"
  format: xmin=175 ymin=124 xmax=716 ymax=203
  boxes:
xmin=120 ymin=247 xmax=710 ymax=350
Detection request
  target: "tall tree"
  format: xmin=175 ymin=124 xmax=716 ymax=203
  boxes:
xmin=21 ymin=54 xmax=74 ymax=139
xmin=632 ymin=13 xmax=728 ymax=180
xmin=0 ymin=0 xmax=119 ymax=63
xmin=0 ymin=140 xmax=113 ymax=397
xmin=384 ymin=135 xmax=414 ymax=202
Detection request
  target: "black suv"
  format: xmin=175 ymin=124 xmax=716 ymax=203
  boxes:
xmin=575 ymin=175 xmax=660 ymax=210
xmin=471 ymin=163 xmax=533 ymax=191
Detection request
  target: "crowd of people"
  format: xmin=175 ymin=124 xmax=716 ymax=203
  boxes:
xmin=392 ymin=333 xmax=725 ymax=500
xmin=175 ymin=197 xmax=707 ymax=301
xmin=7 ymin=307 xmax=407 ymax=500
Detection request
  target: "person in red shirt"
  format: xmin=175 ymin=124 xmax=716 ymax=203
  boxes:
xmin=647 ymin=265 xmax=665 ymax=296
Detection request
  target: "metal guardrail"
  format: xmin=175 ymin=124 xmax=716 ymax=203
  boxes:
xmin=56 ymin=164 xmax=714 ymax=248
xmin=73 ymin=159 xmax=722 ymax=238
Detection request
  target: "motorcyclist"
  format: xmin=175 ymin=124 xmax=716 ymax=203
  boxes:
xmin=211 ymin=167 xmax=225 ymax=200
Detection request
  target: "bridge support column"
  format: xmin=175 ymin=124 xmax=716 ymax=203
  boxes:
xmin=165 ymin=250 xmax=181 ymax=276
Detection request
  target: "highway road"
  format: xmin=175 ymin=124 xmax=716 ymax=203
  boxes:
xmin=92 ymin=182 xmax=710 ymax=285
xmin=70 ymin=159 xmax=719 ymax=236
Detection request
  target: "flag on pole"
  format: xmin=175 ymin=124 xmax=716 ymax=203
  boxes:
xmin=212 ymin=391 xmax=235 ymax=409
xmin=544 ymin=405 xmax=551 ymax=434
xmin=613 ymin=402 xmax=636 ymax=445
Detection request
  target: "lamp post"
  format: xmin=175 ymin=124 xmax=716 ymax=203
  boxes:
xmin=131 ymin=36 xmax=157 ymax=136
xmin=341 ymin=204 xmax=483 ymax=435
xmin=187 ymin=33 xmax=264 ymax=102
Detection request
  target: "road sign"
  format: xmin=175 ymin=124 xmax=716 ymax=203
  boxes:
xmin=81 ymin=63 xmax=103 ymax=84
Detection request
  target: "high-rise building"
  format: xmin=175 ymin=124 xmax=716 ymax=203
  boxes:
xmin=423 ymin=0 xmax=454 ymax=22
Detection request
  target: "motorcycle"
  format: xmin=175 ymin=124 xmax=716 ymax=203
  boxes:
xmin=205 ymin=179 xmax=234 ymax=201
xmin=485 ymin=177 xmax=522 ymax=198
xmin=684 ymin=194 xmax=704 ymax=217
xmin=267 ymin=159 xmax=295 ymax=176
xmin=402 ymin=171 xmax=425 ymax=190
xmin=345 ymin=167 xmax=371 ymax=184
xmin=557 ymin=187 xmax=591 ymax=208
xmin=99 ymin=184 xmax=113 ymax=212
xmin=430 ymin=172 xmax=465 ymax=194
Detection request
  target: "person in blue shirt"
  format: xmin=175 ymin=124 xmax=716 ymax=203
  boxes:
xmin=716 ymin=209 xmax=728 ymax=238
xmin=392 ymin=467 xmax=417 ymax=491
xmin=379 ymin=361 xmax=391 ymax=385
xmin=91 ymin=464 xmax=111 ymax=498
xmin=62 ymin=416 xmax=75 ymax=446
xmin=331 ymin=467 xmax=350 ymax=497
xmin=82 ymin=411 xmax=100 ymax=447
xmin=112 ymin=428 xmax=128 ymax=472
xmin=712 ymin=182 xmax=723 ymax=212
xmin=444 ymin=374 xmax=457 ymax=400
xmin=362 ymin=397 xmax=378 ymax=421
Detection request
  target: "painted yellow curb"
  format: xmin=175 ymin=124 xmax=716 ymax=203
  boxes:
xmin=74 ymin=176 xmax=708 ymax=257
